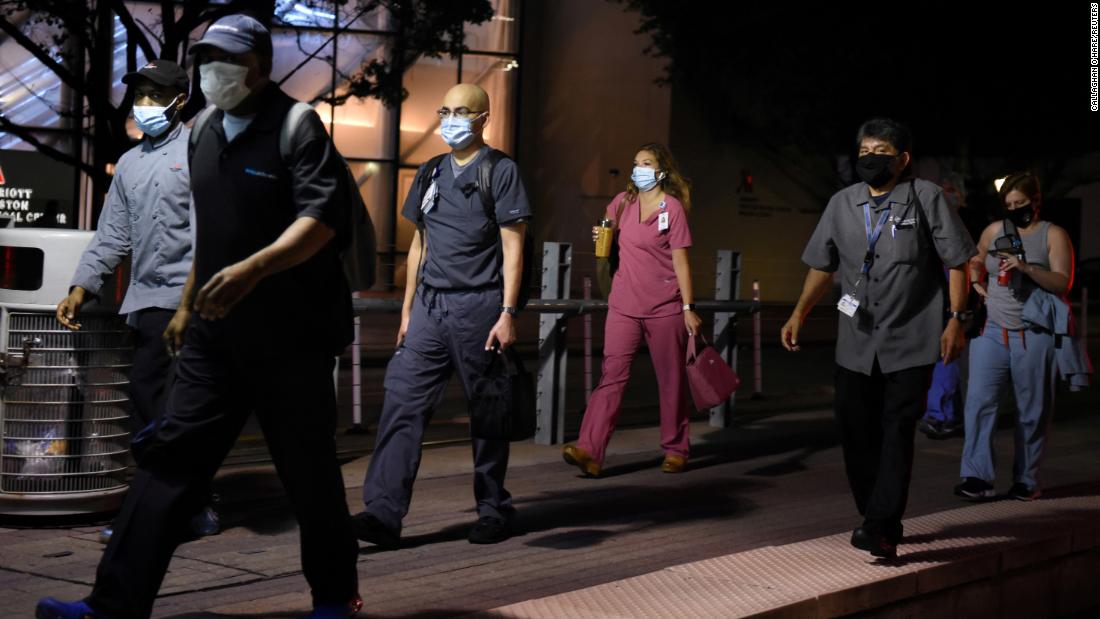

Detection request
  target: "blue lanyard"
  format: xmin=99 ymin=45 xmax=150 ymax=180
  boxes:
xmin=861 ymin=203 xmax=891 ymax=275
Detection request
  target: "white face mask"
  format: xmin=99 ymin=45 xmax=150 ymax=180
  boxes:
xmin=199 ymin=61 xmax=251 ymax=111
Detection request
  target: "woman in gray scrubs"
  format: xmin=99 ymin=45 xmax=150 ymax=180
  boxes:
xmin=955 ymin=172 xmax=1077 ymax=502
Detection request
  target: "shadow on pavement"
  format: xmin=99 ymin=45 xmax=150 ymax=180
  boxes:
xmin=514 ymin=475 xmax=764 ymax=550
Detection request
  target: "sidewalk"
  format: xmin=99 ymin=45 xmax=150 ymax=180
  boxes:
xmin=2 ymin=395 xmax=1099 ymax=617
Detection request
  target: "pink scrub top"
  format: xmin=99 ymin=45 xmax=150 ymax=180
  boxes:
xmin=606 ymin=191 xmax=693 ymax=318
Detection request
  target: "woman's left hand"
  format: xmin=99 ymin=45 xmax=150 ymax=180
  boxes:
xmin=1001 ymin=255 xmax=1030 ymax=276
xmin=684 ymin=310 xmax=703 ymax=337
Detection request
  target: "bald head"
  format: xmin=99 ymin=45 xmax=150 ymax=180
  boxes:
xmin=443 ymin=83 xmax=490 ymax=114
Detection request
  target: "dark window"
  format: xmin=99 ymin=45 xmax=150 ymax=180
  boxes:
xmin=0 ymin=246 xmax=45 ymax=291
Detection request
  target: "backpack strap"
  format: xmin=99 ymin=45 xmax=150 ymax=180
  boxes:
xmin=187 ymin=105 xmax=218 ymax=162
xmin=477 ymin=148 xmax=509 ymax=222
xmin=414 ymin=153 xmax=448 ymax=230
xmin=410 ymin=153 xmax=448 ymax=288
xmin=278 ymin=101 xmax=317 ymax=163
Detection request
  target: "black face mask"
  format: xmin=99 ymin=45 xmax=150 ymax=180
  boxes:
xmin=1006 ymin=204 xmax=1036 ymax=228
xmin=856 ymin=153 xmax=898 ymax=188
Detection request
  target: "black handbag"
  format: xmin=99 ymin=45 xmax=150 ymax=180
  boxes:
xmin=469 ymin=348 xmax=537 ymax=441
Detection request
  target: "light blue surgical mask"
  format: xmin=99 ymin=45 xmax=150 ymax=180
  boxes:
xmin=132 ymin=96 xmax=179 ymax=138
xmin=440 ymin=114 xmax=482 ymax=149
xmin=631 ymin=166 xmax=665 ymax=192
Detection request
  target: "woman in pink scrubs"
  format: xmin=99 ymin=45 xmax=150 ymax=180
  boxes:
xmin=563 ymin=143 xmax=701 ymax=477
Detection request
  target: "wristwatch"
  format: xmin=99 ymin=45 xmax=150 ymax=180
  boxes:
xmin=682 ymin=303 xmax=696 ymax=311
xmin=947 ymin=310 xmax=972 ymax=321
xmin=500 ymin=305 xmax=518 ymax=316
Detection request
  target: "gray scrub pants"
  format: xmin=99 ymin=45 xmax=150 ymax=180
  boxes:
xmin=362 ymin=286 xmax=513 ymax=533
xmin=960 ymin=322 xmax=1057 ymax=489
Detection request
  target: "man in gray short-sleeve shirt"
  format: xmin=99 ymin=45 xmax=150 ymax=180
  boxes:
xmin=780 ymin=118 xmax=976 ymax=559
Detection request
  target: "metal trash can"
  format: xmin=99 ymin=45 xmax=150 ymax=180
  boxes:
xmin=1 ymin=228 xmax=133 ymax=516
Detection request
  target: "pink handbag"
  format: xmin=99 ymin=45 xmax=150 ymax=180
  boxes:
xmin=685 ymin=336 xmax=740 ymax=410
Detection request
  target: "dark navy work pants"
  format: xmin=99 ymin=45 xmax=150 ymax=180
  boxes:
xmin=361 ymin=286 xmax=513 ymax=533
xmin=128 ymin=308 xmax=175 ymax=428
xmin=88 ymin=317 xmax=359 ymax=619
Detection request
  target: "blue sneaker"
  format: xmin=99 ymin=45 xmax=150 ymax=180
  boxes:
xmin=190 ymin=506 xmax=221 ymax=538
xmin=35 ymin=598 xmax=110 ymax=619
xmin=306 ymin=597 xmax=363 ymax=618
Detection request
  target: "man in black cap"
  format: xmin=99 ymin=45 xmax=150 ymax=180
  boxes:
xmin=37 ymin=13 xmax=361 ymax=619
xmin=55 ymin=59 xmax=220 ymax=542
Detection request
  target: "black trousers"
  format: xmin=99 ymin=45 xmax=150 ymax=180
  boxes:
xmin=833 ymin=360 xmax=933 ymax=542
xmin=128 ymin=308 xmax=175 ymax=430
xmin=88 ymin=317 xmax=359 ymax=619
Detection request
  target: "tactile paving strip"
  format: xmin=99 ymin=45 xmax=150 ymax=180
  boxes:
xmin=478 ymin=495 xmax=1100 ymax=618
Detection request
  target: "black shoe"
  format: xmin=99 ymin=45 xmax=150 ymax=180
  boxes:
xmin=954 ymin=477 xmax=995 ymax=500
xmin=468 ymin=516 xmax=510 ymax=544
xmin=351 ymin=512 xmax=400 ymax=549
xmin=937 ymin=423 xmax=963 ymax=439
xmin=918 ymin=419 xmax=943 ymax=438
xmin=850 ymin=527 xmax=897 ymax=559
xmin=1007 ymin=483 xmax=1041 ymax=501
xmin=920 ymin=419 xmax=961 ymax=440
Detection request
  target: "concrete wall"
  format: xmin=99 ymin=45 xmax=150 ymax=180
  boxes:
xmin=519 ymin=0 xmax=671 ymax=293
xmin=668 ymin=93 xmax=839 ymax=302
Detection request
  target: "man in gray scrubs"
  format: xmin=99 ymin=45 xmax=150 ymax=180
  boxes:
xmin=780 ymin=118 xmax=976 ymax=558
xmin=353 ymin=83 xmax=531 ymax=547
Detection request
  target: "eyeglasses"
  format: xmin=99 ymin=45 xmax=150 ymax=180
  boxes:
xmin=436 ymin=107 xmax=486 ymax=120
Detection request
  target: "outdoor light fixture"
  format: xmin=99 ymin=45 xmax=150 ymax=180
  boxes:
xmin=993 ymin=176 xmax=1008 ymax=192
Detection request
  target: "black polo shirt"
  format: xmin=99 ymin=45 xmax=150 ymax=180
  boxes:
xmin=189 ymin=83 xmax=352 ymax=354
xmin=402 ymin=147 xmax=533 ymax=290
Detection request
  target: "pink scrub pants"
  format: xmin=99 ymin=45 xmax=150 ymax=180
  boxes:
xmin=577 ymin=308 xmax=691 ymax=465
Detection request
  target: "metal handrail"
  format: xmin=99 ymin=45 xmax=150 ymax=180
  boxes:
xmin=352 ymin=297 xmax=760 ymax=316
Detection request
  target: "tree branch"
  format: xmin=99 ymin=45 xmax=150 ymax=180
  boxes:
xmin=0 ymin=114 xmax=102 ymax=181
xmin=0 ymin=15 xmax=82 ymax=90
xmin=108 ymin=0 xmax=157 ymax=63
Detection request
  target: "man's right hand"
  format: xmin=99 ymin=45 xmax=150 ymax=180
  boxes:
xmin=780 ymin=314 xmax=802 ymax=352
xmin=163 ymin=308 xmax=191 ymax=357
xmin=396 ymin=311 xmax=410 ymax=348
xmin=56 ymin=287 xmax=86 ymax=331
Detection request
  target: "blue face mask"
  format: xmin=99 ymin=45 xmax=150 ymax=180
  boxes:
xmin=631 ymin=166 xmax=665 ymax=192
xmin=132 ymin=96 xmax=178 ymax=138
xmin=440 ymin=114 xmax=482 ymax=149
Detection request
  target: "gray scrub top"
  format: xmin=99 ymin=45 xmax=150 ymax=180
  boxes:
xmin=402 ymin=147 xmax=533 ymax=291
xmin=802 ymin=178 xmax=977 ymax=375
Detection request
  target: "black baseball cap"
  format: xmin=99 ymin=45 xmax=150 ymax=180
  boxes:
xmin=122 ymin=60 xmax=189 ymax=93
xmin=189 ymin=14 xmax=273 ymax=57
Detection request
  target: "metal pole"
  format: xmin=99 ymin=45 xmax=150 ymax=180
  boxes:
xmin=752 ymin=279 xmax=763 ymax=397
xmin=347 ymin=290 xmax=367 ymax=434
xmin=536 ymin=242 xmax=571 ymax=445
xmin=710 ymin=250 xmax=742 ymax=427
xmin=583 ymin=276 xmax=593 ymax=402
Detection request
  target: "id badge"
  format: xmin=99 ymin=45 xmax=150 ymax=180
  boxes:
xmin=420 ymin=181 xmax=439 ymax=214
xmin=837 ymin=293 xmax=860 ymax=318
xmin=658 ymin=211 xmax=669 ymax=232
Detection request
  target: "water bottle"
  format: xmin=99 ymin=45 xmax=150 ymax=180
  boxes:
xmin=594 ymin=219 xmax=614 ymax=258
